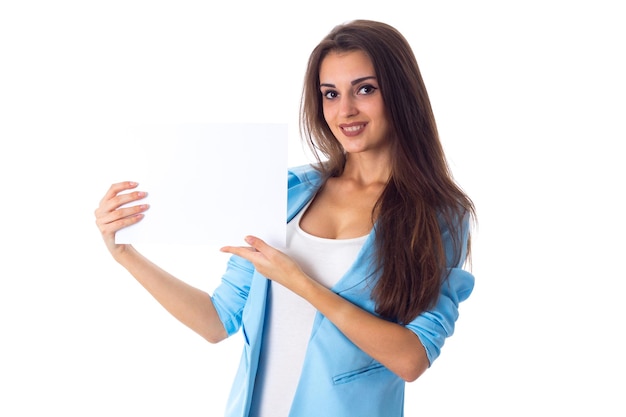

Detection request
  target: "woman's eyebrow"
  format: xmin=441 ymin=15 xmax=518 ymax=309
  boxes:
xmin=351 ymin=76 xmax=376 ymax=85
xmin=320 ymin=76 xmax=377 ymax=89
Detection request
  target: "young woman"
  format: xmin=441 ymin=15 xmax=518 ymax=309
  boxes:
xmin=95 ymin=19 xmax=476 ymax=417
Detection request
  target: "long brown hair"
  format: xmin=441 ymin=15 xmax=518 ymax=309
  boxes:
xmin=300 ymin=20 xmax=476 ymax=324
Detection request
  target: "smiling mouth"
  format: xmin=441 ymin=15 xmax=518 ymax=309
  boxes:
xmin=341 ymin=124 xmax=366 ymax=134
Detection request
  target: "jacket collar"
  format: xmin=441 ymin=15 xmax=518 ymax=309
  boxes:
xmin=286 ymin=166 xmax=379 ymax=294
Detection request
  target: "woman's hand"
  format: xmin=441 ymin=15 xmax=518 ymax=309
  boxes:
xmin=94 ymin=181 xmax=149 ymax=258
xmin=220 ymin=236 xmax=308 ymax=291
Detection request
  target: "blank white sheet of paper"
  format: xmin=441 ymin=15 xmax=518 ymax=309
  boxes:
xmin=114 ymin=123 xmax=288 ymax=248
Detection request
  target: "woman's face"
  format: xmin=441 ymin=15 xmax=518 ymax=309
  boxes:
xmin=319 ymin=50 xmax=391 ymax=157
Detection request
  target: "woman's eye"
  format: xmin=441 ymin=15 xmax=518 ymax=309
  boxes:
xmin=322 ymin=90 xmax=338 ymax=99
xmin=358 ymin=84 xmax=378 ymax=95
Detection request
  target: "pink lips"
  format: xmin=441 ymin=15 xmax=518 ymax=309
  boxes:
xmin=340 ymin=123 xmax=366 ymax=137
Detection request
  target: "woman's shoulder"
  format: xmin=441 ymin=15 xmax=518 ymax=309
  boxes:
xmin=286 ymin=163 xmax=325 ymax=220
xmin=288 ymin=163 xmax=324 ymax=188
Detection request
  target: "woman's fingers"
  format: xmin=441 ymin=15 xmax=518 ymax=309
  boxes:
xmin=96 ymin=204 xmax=148 ymax=234
xmin=221 ymin=236 xmax=302 ymax=287
xmin=99 ymin=181 xmax=138 ymax=203
xmin=219 ymin=243 xmax=259 ymax=260
xmin=220 ymin=236 xmax=267 ymax=260
xmin=243 ymin=235 xmax=267 ymax=251
xmin=96 ymin=182 xmax=147 ymax=216
xmin=98 ymin=182 xmax=146 ymax=212
xmin=94 ymin=181 xmax=149 ymax=253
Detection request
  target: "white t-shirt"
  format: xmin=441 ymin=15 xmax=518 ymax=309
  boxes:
xmin=249 ymin=202 xmax=368 ymax=417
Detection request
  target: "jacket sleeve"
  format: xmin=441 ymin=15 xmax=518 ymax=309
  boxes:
xmin=210 ymin=255 xmax=255 ymax=336
xmin=405 ymin=213 xmax=475 ymax=365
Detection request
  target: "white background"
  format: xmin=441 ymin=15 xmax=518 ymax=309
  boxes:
xmin=1 ymin=1 xmax=624 ymax=416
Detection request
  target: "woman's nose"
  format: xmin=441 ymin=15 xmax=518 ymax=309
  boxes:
xmin=339 ymin=96 xmax=358 ymax=118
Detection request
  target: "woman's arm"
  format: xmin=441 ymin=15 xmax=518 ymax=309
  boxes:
xmin=220 ymin=235 xmax=429 ymax=382
xmin=95 ymin=181 xmax=227 ymax=343
xmin=297 ymin=272 xmax=429 ymax=382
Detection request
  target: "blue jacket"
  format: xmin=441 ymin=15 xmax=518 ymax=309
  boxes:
xmin=211 ymin=164 xmax=474 ymax=417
